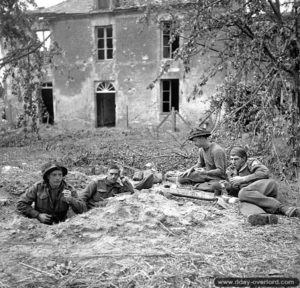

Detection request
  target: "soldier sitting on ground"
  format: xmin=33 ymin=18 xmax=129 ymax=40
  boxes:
xmin=169 ymin=128 xmax=227 ymax=192
xmin=224 ymin=146 xmax=300 ymax=225
xmin=17 ymin=161 xmax=85 ymax=225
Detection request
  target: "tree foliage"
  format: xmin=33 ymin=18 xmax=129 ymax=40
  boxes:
xmin=0 ymin=0 xmax=58 ymax=134
xmin=143 ymin=0 xmax=300 ymax=177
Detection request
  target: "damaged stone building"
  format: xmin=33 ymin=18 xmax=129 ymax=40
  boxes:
xmin=31 ymin=0 xmax=224 ymax=129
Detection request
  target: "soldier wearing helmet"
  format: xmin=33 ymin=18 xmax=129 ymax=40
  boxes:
xmin=17 ymin=161 xmax=85 ymax=224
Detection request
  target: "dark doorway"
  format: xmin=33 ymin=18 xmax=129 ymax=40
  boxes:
xmin=41 ymin=83 xmax=54 ymax=124
xmin=96 ymin=92 xmax=116 ymax=127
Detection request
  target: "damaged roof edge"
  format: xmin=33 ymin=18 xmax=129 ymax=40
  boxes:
xmin=32 ymin=8 xmax=141 ymax=19
xmin=32 ymin=11 xmax=91 ymax=18
xmin=32 ymin=0 xmax=196 ymax=18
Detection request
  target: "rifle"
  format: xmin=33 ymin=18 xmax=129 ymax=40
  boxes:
xmin=161 ymin=187 xmax=232 ymax=209
xmin=169 ymin=191 xmax=217 ymax=202
xmin=162 ymin=187 xmax=216 ymax=201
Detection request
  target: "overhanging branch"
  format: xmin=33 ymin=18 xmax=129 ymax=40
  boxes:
xmin=0 ymin=33 xmax=52 ymax=68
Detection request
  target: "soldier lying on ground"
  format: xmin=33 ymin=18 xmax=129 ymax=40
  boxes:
xmin=80 ymin=164 xmax=135 ymax=211
xmin=224 ymin=146 xmax=300 ymax=225
xmin=16 ymin=161 xmax=85 ymax=225
xmin=168 ymin=128 xmax=227 ymax=192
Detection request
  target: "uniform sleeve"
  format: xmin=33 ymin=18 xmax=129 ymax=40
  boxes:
xmin=243 ymin=160 xmax=270 ymax=183
xmin=205 ymin=148 xmax=226 ymax=178
xmin=196 ymin=148 xmax=205 ymax=168
xmin=120 ymin=179 xmax=135 ymax=193
xmin=65 ymin=184 xmax=86 ymax=214
xmin=16 ymin=184 xmax=40 ymax=219
xmin=78 ymin=181 xmax=97 ymax=211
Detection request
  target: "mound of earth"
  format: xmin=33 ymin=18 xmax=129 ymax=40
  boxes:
xmin=49 ymin=191 xmax=209 ymax=241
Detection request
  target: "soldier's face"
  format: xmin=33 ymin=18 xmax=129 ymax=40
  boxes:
xmin=192 ymin=136 xmax=207 ymax=148
xmin=230 ymin=155 xmax=246 ymax=171
xmin=48 ymin=169 xmax=63 ymax=188
xmin=107 ymin=169 xmax=120 ymax=184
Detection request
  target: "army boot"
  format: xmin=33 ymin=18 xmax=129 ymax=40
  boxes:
xmin=278 ymin=205 xmax=300 ymax=218
xmin=247 ymin=214 xmax=278 ymax=226
xmin=134 ymin=173 xmax=154 ymax=191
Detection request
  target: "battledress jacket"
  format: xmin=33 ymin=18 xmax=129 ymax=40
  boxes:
xmin=226 ymin=158 xmax=270 ymax=195
xmin=80 ymin=176 xmax=134 ymax=211
xmin=17 ymin=180 xmax=85 ymax=223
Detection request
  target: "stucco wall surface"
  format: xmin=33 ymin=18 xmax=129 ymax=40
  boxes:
xmin=44 ymin=11 xmax=224 ymax=130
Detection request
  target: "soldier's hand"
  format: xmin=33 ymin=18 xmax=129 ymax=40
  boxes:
xmin=230 ymin=176 xmax=244 ymax=187
xmin=120 ymin=176 xmax=130 ymax=184
xmin=37 ymin=213 xmax=52 ymax=224
xmin=220 ymin=180 xmax=231 ymax=190
xmin=62 ymin=190 xmax=73 ymax=203
xmin=181 ymin=167 xmax=194 ymax=177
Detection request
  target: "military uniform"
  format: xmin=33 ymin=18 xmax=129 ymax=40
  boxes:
xmin=17 ymin=180 xmax=85 ymax=223
xmin=17 ymin=161 xmax=85 ymax=224
xmin=80 ymin=176 xmax=134 ymax=211
xmin=227 ymin=158 xmax=281 ymax=215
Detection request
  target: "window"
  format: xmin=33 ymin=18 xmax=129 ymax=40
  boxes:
xmin=36 ymin=30 xmax=51 ymax=51
xmin=162 ymin=22 xmax=179 ymax=59
xmin=96 ymin=26 xmax=113 ymax=60
xmin=161 ymin=79 xmax=179 ymax=113
xmin=97 ymin=0 xmax=110 ymax=9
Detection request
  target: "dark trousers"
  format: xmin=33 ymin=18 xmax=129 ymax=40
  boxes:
xmin=177 ymin=171 xmax=222 ymax=192
xmin=238 ymin=179 xmax=281 ymax=216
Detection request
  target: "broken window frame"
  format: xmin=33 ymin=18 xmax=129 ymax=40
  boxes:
xmin=96 ymin=26 xmax=113 ymax=61
xmin=161 ymin=79 xmax=179 ymax=113
xmin=162 ymin=21 xmax=179 ymax=59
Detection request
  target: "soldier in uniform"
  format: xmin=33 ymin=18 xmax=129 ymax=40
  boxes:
xmin=227 ymin=146 xmax=300 ymax=225
xmin=17 ymin=161 xmax=85 ymax=225
xmin=80 ymin=164 xmax=135 ymax=211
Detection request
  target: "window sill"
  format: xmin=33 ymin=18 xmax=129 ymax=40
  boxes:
xmin=96 ymin=59 xmax=114 ymax=62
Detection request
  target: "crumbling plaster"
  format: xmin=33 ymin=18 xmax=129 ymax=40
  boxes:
xmin=45 ymin=10 xmax=223 ymax=129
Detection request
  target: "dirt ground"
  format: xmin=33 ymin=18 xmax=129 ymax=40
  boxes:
xmin=0 ymin=126 xmax=299 ymax=288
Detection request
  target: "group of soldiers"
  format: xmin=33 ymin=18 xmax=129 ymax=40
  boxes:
xmin=17 ymin=128 xmax=300 ymax=226
xmin=16 ymin=163 xmax=134 ymax=225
